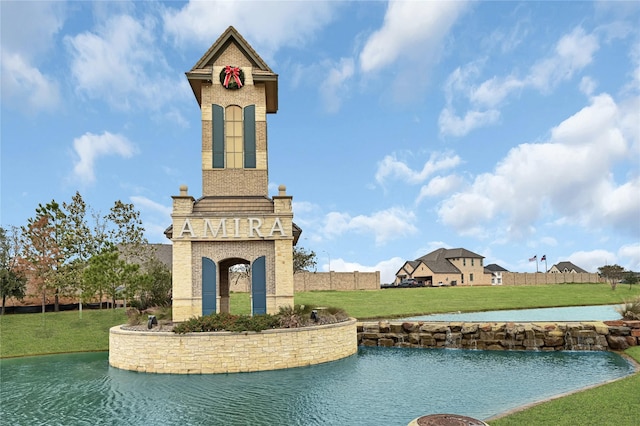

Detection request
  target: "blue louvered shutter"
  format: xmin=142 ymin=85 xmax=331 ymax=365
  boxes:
xmin=212 ymin=104 xmax=224 ymax=168
xmin=243 ymin=105 xmax=256 ymax=168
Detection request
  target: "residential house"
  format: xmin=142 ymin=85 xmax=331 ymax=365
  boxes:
xmin=548 ymin=261 xmax=588 ymax=274
xmin=395 ymin=248 xmax=489 ymax=286
xmin=484 ymin=263 xmax=509 ymax=285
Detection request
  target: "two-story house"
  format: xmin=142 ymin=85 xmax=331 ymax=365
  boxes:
xmin=395 ymin=248 xmax=490 ymax=286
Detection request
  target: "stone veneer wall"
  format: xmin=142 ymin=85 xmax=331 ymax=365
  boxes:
xmin=500 ymin=272 xmax=601 ymax=285
xmin=358 ymin=320 xmax=640 ymax=351
xmin=109 ymin=318 xmax=357 ymax=374
xmin=294 ymin=271 xmax=380 ymax=291
xmin=226 ymin=271 xmax=380 ymax=292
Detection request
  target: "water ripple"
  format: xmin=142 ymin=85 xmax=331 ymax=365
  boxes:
xmin=0 ymin=348 xmax=633 ymax=426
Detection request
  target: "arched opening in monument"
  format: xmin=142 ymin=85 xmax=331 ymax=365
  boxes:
xmin=214 ymin=256 xmax=266 ymax=315
xmin=218 ymin=257 xmax=249 ymax=314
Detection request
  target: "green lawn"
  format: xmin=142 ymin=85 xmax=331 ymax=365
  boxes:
xmin=489 ymin=346 xmax=640 ymax=426
xmin=296 ymin=283 xmax=638 ymax=319
xmin=1 ymin=284 xmax=639 ymax=425
xmin=0 ymin=308 xmax=127 ymax=358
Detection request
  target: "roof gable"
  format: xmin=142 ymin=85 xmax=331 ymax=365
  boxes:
xmin=191 ymin=26 xmax=273 ymax=72
xmin=185 ymin=26 xmax=278 ymax=112
xmin=552 ymin=261 xmax=588 ymax=273
xmin=484 ymin=263 xmax=508 ymax=272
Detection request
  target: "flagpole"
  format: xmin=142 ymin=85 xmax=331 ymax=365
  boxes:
xmin=536 ymin=257 xmax=539 ymax=273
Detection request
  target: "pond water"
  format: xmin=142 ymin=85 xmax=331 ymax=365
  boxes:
xmin=0 ymin=347 xmax=633 ymax=425
xmin=400 ymin=304 xmax=622 ymax=322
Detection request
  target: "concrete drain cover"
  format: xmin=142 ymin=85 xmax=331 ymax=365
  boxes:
xmin=410 ymin=413 xmax=488 ymax=426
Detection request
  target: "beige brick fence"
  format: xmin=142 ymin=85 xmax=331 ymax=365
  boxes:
xmin=500 ymin=272 xmax=601 ymax=285
xmin=229 ymin=271 xmax=380 ymax=292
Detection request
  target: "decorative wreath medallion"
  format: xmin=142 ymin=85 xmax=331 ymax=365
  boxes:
xmin=220 ymin=65 xmax=245 ymax=89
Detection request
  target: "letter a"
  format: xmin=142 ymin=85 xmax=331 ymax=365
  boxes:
xmin=179 ymin=218 xmax=196 ymax=237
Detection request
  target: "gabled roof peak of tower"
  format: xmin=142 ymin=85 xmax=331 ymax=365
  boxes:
xmin=185 ymin=26 xmax=278 ymax=112
xmin=190 ymin=26 xmax=273 ymax=73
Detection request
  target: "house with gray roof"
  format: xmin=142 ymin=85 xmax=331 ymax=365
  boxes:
xmin=484 ymin=263 xmax=509 ymax=285
xmin=395 ymin=248 xmax=490 ymax=286
xmin=548 ymin=261 xmax=589 ymax=274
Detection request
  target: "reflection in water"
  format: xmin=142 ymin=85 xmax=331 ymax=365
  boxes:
xmin=0 ymin=348 xmax=633 ymax=426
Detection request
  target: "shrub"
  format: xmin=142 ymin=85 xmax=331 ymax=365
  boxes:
xmin=126 ymin=306 xmax=172 ymax=326
xmin=173 ymin=313 xmax=280 ymax=334
xmin=617 ymin=296 xmax=640 ymax=320
xmin=278 ymin=304 xmax=313 ymax=328
xmin=172 ymin=305 xmax=349 ymax=334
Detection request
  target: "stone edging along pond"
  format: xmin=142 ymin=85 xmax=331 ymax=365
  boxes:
xmin=109 ymin=318 xmax=638 ymax=374
xmin=358 ymin=320 xmax=640 ymax=351
xmin=109 ymin=318 xmax=357 ymax=374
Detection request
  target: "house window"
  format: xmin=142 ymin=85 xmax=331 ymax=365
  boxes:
xmin=471 ymin=259 xmax=474 ymax=266
xmin=461 ymin=274 xmax=464 ymax=284
xmin=463 ymin=259 xmax=466 ymax=266
xmin=470 ymin=273 xmax=474 ymax=282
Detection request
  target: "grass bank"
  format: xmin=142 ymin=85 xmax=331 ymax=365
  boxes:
xmin=489 ymin=346 xmax=640 ymax=425
xmin=295 ymin=283 xmax=640 ymax=319
xmin=0 ymin=309 xmax=127 ymax=358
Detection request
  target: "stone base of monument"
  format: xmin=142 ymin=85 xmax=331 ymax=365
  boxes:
xmin=408 ymin=413 xmax=488 ymax=426
xmin=109 ymin=318 xmax=357 ymax=374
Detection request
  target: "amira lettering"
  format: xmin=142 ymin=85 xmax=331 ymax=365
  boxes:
xmin=178 ymin=217 xmax=287 ymax=239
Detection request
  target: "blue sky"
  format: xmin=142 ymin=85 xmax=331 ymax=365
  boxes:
xmin=1 ymin=1 xmax=639 ymax=283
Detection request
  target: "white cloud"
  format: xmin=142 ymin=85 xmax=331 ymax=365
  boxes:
xmin=72 ymin=132 xmax=136 ymax=184
xmin=359 ymin=1 xmax=469 ymax=73
xmin=375 ymin=152 xmax=462 ymax=186
xmin=566 ymin=250 xmax=615 ymax=273
xmin=470 ymin=76 xmax=524 ymax=108
xmin=527 ymin=27 xmax=599 ymax=92
xmin=438 ymin=107 xmax=500 ymax=137
xmin=130 ymin=195 xmax=172 ymax=217
xmin=1 ymin=52 xmax=61 ymax=113
xmin=437 ymin=93 xmax=638 ymax=240
xmin=320 ymin=58 xmax=355 ymax=113
xmin=416 ymin=174 xmax=464 ymax=201
xmin=129 ymin=195 xmax=172 ymax=243
xmin=162 ymin=1 xmax=337 ymax=61
xmin=579 ymin=76 xmax=597 ymax=96
xmin=618 ymin=243 xmax=640 ymax=272
xmin=0 ymin=1 xmax=64 ymax=56
xmin=323 ymin=207 xmax=418 ymax=245
xmin=0 ymin=2 xmax=64 ymax=113
xmin=65 ymin=14 xmax=188 ymax=112
xmin=439 ymin=26 xmax=601 ymax=136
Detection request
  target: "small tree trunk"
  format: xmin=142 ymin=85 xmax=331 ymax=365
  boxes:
xmin=54 ymin=288 xmax=60 ymax=312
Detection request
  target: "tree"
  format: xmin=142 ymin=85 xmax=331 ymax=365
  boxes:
xmin=105 ymin=200 xmax=152 ymax=300
xmin=134 ymin=257 xmax=172 ymax=309
xmin=0 ymin=226 xmax=27 ymax=314
xmin=107 ymin=200 xmax=149 ymax=258
xmin=293 ymin=246 xmax=317 ymax=273
xmin=25 ymin=201 xmax=68 ymax=311
xmin=598 ymin=264 xmax=625 ymax=290
xmin=622 ymin=271 xmax=639 ymax=290
xmin=61 ymin=192 xmax=99 ymax=307
xmin=20 ymin=215 xmax=61 ymax=313
xmin=83 ymin=247 xmax=140 ymax=309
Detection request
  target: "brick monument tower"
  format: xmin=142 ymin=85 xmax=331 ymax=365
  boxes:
xmin=167 ymin=27 xmax=298 ymax=322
